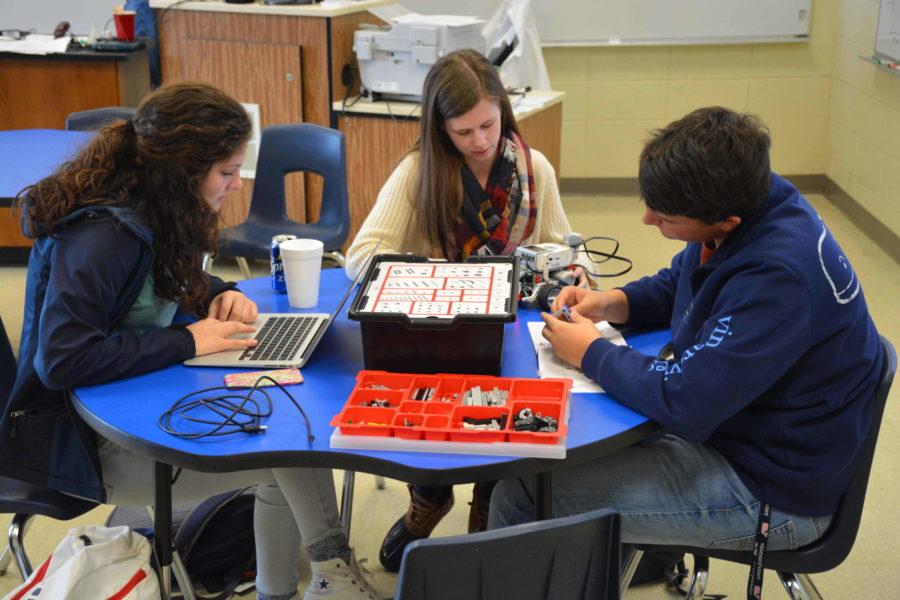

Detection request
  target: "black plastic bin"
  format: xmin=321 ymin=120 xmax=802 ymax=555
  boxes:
xmin=348 ymin=255 xmax=518 ymax=375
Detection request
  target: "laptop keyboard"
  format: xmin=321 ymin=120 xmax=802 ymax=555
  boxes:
xmin=239 ymin=315 xmax=319 ymax=363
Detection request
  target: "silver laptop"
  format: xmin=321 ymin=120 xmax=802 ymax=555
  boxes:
xmin=184 ymin=271 xmax=359 ymax=369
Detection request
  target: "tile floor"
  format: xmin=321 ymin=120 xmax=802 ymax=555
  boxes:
xmin=0 ymin=191 xmax=897 ymax=599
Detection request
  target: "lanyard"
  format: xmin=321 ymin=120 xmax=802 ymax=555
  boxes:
xmin=747 ymin=502 xmax=771 ymax=600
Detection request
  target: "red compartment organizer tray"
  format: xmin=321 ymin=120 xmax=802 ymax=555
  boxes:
xmin=329 ymin=370 xmax=572 ymax=459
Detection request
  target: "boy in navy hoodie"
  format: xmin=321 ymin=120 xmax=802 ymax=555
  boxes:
xmin=489 ymin=107 xmax=883 ymax=556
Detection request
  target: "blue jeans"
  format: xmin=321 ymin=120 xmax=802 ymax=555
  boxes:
xmin=489 ymin=434 xmax=832 ymax=552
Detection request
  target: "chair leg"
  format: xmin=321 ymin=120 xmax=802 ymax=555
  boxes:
xmin=324 ymin=251 xmax=346 ymax=267
xmin=340 ymin=471 xmax=355 ymax=538
xmin=778 ymin=572 xmax=824 ymax=600
xmin=171 ymin=550 xmax=197 ymax=600
xmin=682 ymin=555 xmax=709 ymax=600
xmin=8 ymin=513 xmax=33 ymax=580
xmin=146 ymin=505 xmax=197 ymax=600
xmin=374 ymin=476 xmax=386 ymax=490
xmin=235 ymin=256 xmax=253 ymax=280
xmin=201 ymin=252 xmax=214 ymax=273
xmin=619 ymin=548 xmax=643 ymax=598
xmin=0 ymin=542 xmax=12 ymax=575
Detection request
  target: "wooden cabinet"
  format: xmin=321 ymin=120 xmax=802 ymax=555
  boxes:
xmin=0 ymin=50 xmax=150 ymax=130
xmin=167 ymin=35 xmax=306 ymax=227
xmin=153 ymin=0 xmax=388 ymax=228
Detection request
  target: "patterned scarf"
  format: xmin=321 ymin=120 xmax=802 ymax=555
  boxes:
xmin=455 ymin=130 xmax=537 ymax=259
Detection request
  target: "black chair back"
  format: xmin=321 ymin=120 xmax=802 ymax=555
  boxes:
xmin=762 ymin=335 xmax=896 ymax=572
xmin=0 ymin=316 xmax=98 ymax=579
xmin=636 ymin=335 xmax=897 ymax=575
xmin=65 ymin=107 xmax=135 ymax=131
xmin=0 ymin=316 xmax=17 ymax=406
xmin=395 ymin=508 xmax=621 ymax=600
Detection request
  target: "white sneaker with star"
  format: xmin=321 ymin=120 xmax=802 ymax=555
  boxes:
xmin=302 ymin=551 xmax=381 ymax=600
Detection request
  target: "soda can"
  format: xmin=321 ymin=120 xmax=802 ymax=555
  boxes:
xmin=271 ymin=234 xmax=297 ymax=292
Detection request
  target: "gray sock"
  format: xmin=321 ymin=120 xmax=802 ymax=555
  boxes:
xmin=307 ymin=533 xmax=352 ymax=565
xmin=257 ymin=592 xmax=297 ymax=600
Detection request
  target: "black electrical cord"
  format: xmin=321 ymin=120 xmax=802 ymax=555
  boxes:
xmin=156 ymin=0 xmax=191 ymax=26
xmin=577 ymin=235 xmax=634 ymax=278
xmin=341 ymin=64 xmax=362 ymax=112
xmin=158 ymin=375 xmax=315 ymax=443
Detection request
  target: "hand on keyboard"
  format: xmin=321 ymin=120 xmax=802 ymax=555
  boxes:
xmin=187 ymin=318 xmax=258 ymax=356
xmin=208 ymin=290 xmax=259 ymax=323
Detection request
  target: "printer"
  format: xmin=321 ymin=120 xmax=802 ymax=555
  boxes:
xmin=354 ymin=15 xmax=486 ymax=101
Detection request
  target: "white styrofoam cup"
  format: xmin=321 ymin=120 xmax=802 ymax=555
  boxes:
xmin=279 ymin=238 xmax=323 ymax=308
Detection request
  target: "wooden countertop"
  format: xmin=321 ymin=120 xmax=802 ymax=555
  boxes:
xmin=149 ymin=0 xmax=395 ymax=18
xmin=333 ymin=90 xmax=566 ymax=121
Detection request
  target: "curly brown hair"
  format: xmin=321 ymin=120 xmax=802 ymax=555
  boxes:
xmin=17 ymin=82 xmax=251 ymax=314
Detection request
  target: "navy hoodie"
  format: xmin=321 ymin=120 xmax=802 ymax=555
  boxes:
xmin=582 ymin=174 xmax=882 ymax=517
xmin=0 ymin=205 xmax=235 ymax=501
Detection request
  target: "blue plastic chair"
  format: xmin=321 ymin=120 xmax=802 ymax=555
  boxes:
xmin=219 ymin=124 xmax=350 ymax=278
xmin=65 ymin=107 xmax=136 ymax=131
xmin=394 ymin=507 xmax=622 ymax=600
xmin=621 ymin=336 xmax=897 ymax=600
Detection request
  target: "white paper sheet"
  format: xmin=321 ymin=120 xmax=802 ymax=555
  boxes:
xmin=527 ymin=320 xmax=627 ymax=393
xmin=0 ymin=34 xmax=70 ymax=55
xmin=392 ymin=13 xmax=484 ymax=26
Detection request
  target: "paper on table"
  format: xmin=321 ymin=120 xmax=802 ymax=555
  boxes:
xmin=527 ymin=320 xmax=627 ymax=393
xmin=511 ymin=96 xmax=550 ymax=112
xmin=0 ymin=34 xmax=70 ymax=55
xmin=393 ymin=13 xmax=484 ymax=26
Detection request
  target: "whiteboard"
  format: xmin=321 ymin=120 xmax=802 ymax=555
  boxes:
xmin=397 ymin=0 xmax=813 ymax=46
xmin=876 ymin=0 xmax=900 ymax=62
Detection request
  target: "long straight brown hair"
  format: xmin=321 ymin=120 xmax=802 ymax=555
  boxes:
xmin=413 ymin=49 xmax=520 ymax=258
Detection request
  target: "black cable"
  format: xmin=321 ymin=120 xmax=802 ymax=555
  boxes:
xmin=577 ymin=235 xmax=634 ymax=278
xmin=158 ymin=376 xmax=315 ymax=443
xmin=341 ymin=65 xmax=362 ymax=112
xmin=384 ymin=99 xmax=421 ymax=122
xmin=157 ymin=0 xmax=191 ymax=26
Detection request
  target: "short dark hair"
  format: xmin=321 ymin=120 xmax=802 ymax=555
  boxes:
xmin=638 ymin=106 xmax=772 ymax=223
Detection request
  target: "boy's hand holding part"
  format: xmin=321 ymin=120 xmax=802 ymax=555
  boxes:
xmin=541 ymin=286 xmax=631 ymax=368
xmin=540 ymin=304 xmax=603 ymax=368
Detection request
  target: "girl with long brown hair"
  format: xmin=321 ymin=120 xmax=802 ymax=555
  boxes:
xmin=3 ymin=83 xmax=380 ymax=600
xmin=346 ymin=49 xmax=588 ymax=573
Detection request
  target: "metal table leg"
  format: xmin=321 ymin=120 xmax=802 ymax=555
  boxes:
xmin=154 ymin=462 xmax=173 ymax=600
xmin=340 ymin=470 xmax=355 ymax=537
xmin=533 ymin=471 xmax=552 ymax=520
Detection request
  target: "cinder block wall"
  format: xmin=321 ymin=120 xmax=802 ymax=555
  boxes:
xmin=546 ymin=0 xmax=900 ymax=238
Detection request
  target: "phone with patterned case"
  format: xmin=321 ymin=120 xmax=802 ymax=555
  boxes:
xmin=224 ymin=368 xmax=304 ymax=389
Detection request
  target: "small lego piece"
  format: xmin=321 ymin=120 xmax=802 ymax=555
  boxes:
xmin=550 ymin=304 xmax=573 ymax=323
xmin=361 ymin=398 xmax=391 ymax=408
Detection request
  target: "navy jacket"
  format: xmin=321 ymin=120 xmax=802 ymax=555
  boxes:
xmin=0 ymin=205 xmax=235 ymax=501
xmin=582 ymin=174 xmax=882 ymax=517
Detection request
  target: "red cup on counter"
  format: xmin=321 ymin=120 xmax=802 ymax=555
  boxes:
xmin=112 ymin=11 xmax=136 ymax=42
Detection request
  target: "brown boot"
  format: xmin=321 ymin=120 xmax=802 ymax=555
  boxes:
xmin=467 ymin=482 xmax=492 ymax=533
xmin=379 ymin=484 xmax=454 ymax=572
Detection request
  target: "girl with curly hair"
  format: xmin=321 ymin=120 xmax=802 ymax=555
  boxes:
xmin=2 ymin=83 xmax=380 ymax=600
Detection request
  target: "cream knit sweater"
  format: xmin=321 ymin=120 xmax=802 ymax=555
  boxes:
xmin=346 ymin=149 xmax=581 ymax=279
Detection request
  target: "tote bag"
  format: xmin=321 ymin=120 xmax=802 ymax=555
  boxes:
xmin=3 ymin=525 xmax=159 ymax=600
